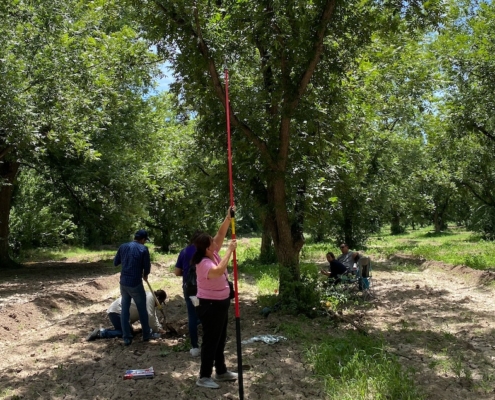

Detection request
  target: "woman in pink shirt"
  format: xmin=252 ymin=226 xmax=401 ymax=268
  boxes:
xmin=191 ymin=207 xmax=238 ymax=389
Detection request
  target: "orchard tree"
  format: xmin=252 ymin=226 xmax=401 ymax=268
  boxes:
xmin=129 ymin=0 xmax=444 ymax=297
xmin=435 ymin=1 xmax=495 ymax=237
xmin=0 ymin=0 xmax=160 ymax=266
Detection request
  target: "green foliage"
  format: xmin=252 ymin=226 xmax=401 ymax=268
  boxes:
xmin=1 ymin=0 xmax=164 ymax=262
xmin=307 ymin=332 xmax=424 ymax=400
xmin=464 ymin=255 xmax=488 ymax=271
xmin=279 ymin=272 xmax=322 ymax=317
xmin=124 ymin=0 xmax=446 ymax=295
xmin=9 ymin=170 xmax=76 ymax=249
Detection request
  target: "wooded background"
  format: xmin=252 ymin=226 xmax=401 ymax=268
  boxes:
xmin=2 ymin=0 xmax=494 ymax=299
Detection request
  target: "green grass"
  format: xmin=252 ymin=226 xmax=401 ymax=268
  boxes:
xmin=306 ymin=332 xmax=424 ymax=400
xmin=365 ymin=226 xmax=495 ymax=269
xmin=299 ymin=225 xmax=495 ymax=271
xmin=18 ymin=244 xmax=178 ymax=265
xmin=19 ymin=246 xmax=116 ymax=263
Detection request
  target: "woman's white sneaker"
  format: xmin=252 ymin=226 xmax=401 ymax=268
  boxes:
xmin=196 ymin=377 xmax=220 ymax=389
xmin=214 ymin=371 xmax=238 ymax=381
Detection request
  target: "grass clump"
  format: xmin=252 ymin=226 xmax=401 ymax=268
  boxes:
xmin=306 ymin=331 xmax=424 ymax=400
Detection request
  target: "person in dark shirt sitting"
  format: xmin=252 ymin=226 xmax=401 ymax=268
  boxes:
xmin=320 ymin=252 xmax=348 ymax=285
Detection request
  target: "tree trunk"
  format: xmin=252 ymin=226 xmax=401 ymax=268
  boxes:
xmin=266 ymin=174 xmax=305 ymax=299
xmin=0 ymin=159 xmax=20 ymax=268
xmin=161 ymin=227 xmax=171 ymax=253
xmin=342 ymin=203 xmax=356 ymax=248
xmin=259 ymin=216 xmax=274 ymax=263
xmin=390 ymin=212 xmax=404 ymax=235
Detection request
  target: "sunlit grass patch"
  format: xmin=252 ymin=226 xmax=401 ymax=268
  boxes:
xmin=20 ymin=246 xmax=116 ymax=263
xmin=148 ymin=248 xmax=177 ymax=264
xmin=256 ymin=273 xmax=279 ymax=295
xmin=301 ymin=242 xmax=334 ymax=261
xmin=307 ymin=331 xmax=424 ymax=400
xmin=366 ymin=225 xmax=495 ymax=270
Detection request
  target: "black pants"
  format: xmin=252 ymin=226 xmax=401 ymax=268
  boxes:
xmin=196 ymin=297 xmax=231 ymax=378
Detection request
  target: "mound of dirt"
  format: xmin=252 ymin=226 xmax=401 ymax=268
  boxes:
xmin=0 ymin=261 xmax=322 ymax=400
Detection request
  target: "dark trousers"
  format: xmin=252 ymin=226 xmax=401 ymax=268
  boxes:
xmin=196 ymin=297 xmax=230 ymax=378
xmin=183 ymin=286 xmax=201 ymax=348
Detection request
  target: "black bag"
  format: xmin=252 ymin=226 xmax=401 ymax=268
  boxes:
xmin=185 ymin=265 xmax=197 ymax=296
xmin=228 ymin=280 xmax=235 ymax=299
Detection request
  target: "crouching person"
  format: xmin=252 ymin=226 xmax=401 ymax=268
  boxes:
xmin=86 ymin=290 xmax=166 ymax=341
xmin=320 ymin=252 xmax=348 ymax=285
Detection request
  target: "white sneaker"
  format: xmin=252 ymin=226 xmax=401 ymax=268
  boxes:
xmin=196 ymin=377 xmax=220 ymax=389
xmin=190 ymin=347 xmax=201 ymax=357
xmin=214 ymin=371 xmax=238 ymax=381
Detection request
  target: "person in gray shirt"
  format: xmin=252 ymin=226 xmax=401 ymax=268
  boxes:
xmin=337 ymin=243 xmax=360 ymax=274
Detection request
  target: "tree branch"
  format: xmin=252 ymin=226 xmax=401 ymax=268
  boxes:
xmin=469 ymin=121 xmax=495 ymax=142
xmin=291 ymin=0 xmax=337 ymax=112
xmin=457 ymin=180 xmax=494 ymax=207
xmin=190 ymin=3 xmax=276 ymax=169
xmin=0 ymin=146 xmax=12 ymax=161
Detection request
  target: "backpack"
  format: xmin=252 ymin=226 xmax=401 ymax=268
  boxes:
xmin=185 ymin=264 xmax=197 ymax=296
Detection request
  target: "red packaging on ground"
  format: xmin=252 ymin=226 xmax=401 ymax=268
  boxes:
xmin=123 ymin=366 xmax=154 ymax=380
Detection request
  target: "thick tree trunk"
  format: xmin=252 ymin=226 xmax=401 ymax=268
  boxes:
xmin=433 ymin=199 xmax=449 ymax=233
xmin=266 ymin=174 xmax=305 ymax=299
xmin=0 ymin=159 xmax=19 ymax=268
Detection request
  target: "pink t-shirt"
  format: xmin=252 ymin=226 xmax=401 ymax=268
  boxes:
xmin=196 ymin=251 xmax=230 ymax=300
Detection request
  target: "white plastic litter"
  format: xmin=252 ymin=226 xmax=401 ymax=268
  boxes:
xmin=241 ymin=335 xmax=287 ymax=345
xmin=189 ymin=296 xmax=199 ymax=307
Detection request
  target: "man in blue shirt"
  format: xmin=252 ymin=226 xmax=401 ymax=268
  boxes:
xmin=114 ymin=229 xmax=152 ymax=346
xmin=174 ymin=230 xmax=202 ymax=357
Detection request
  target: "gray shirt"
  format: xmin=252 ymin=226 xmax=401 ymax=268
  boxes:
xmin=337 ymin=252 xmax=357 ymax=270
xmin=107 ymin=292 xmax=161 ymax=332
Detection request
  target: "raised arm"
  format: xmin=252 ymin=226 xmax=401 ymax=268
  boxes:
xmin=212 ymin=206 xmax=235 ymax=251
xmin=207 ymin=240 xmax=237 ymax=279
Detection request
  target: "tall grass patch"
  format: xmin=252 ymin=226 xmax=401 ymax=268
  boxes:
xmin=307 ymin=331 xmax=424 ymax=400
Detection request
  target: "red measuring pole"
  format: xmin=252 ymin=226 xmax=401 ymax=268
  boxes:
xmin=224 ymin=65 xmax=244 ymax=400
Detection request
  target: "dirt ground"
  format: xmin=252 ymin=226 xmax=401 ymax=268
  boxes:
xmin=1 ymin=256 xmax=495 ymax=399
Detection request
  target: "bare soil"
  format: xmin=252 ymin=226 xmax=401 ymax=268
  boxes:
xmin=1 ymin=256 xmax=495 ymax=399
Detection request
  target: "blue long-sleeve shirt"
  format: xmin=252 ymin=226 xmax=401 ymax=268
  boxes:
xmin=114 ymin=241 xmax=151 ymax=287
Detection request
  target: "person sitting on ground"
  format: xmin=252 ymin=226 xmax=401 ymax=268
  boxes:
xmin=320 ymin=252 xmax=348 ymax=284
xmin=86 ymin=290 xmax=166 ymax=341
xmin=337 ymin=243 xmax=360 ymax=274
xmin=174 ymin=230 xmax=203 ymax=357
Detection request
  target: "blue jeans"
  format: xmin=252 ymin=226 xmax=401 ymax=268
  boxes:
xmin=99 ymin=312 xmax=133 ymax=339
xmin=183 ymin=286 xmax=201 ymax=348
xmin=120 ymin=282 xmax=150 ymax=341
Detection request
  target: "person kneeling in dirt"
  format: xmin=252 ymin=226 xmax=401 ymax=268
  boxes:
xmin=86 ymin=290 xmax=166 ymax=341
xmin=320 ymin=252 xmax=348 ymax=285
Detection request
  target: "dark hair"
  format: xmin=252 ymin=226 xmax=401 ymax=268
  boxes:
xmin=189 ymin=230 xmax=204 ymax=245
xmin=326 ymin=252 xmax=335 ymax=259
xmin=191 ymin=233 xmax=212 ymax=265
xmin=154 ymin=290 xmax=167 ymax=304
xmin=340 ymin=243 xmax=348 ymax=249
